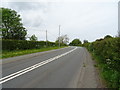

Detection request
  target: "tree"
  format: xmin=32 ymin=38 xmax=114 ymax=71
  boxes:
xmin=83 ymin=40 xmax=89 ymax=44
xmin=1 ymin=8 xmax=27 ymax=40
xmin=29 ymin=34 xmax=38 ymax=41
xmin=69 ymin=39 xmax=82 ymax=46
xmin=104 ymin=35 xmax=113 ymax=39
xmin=56 ymin=35 xmax=69 ymax=44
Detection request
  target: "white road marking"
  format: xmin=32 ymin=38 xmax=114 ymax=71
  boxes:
xmin=0 ymin=47 xmax=77 ymax=84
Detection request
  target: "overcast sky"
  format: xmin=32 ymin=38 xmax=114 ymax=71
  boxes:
xmin=1 ymin=0 xmax=119 ymax=42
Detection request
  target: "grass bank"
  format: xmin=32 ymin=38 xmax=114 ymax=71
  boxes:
xmin=83 ymin=37 xmax=120 ymax=89
xmin=91 ymin=52 xmax=120 ymax=89
xmin=2 ymin=46 xmax=67 ymax=59
xmin=90 ymin=53 xmax=108 ymax=87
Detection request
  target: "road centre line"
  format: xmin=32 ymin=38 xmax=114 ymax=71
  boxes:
xmin=0 ymin=47 xmax=77 ymax=84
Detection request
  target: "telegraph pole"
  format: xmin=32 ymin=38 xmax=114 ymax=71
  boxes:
xmin=59 ymin=25 xmax=61 ymax=48
xmin=46 ymin=30 xmax=47 ymax=47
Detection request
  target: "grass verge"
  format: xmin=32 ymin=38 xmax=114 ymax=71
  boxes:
xmin=2 ymin=46 xmax=67 ymax=59
xmin=90 ymin=52 xmax=120 ymax=88
xmin=90 ymin=53 xmax=107 ymax=87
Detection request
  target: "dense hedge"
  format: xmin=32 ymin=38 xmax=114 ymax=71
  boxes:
xmin=2 ymin=39 xmax=65 ymax=51
xmin=84 ymin=37 xmax=120 ymax=88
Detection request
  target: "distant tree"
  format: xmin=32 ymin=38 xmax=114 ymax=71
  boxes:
xmin=83 ymin=40 xmax=89 ymax=44
xmin=69 ymin=39 xmax=82 ymax=46
xmin=56 ymin=35 xmax=69 ymax=44
xmin=29 ymin=34 xmax=38 ymax=41
xmin=1 ymin=8 xmax=27 ymax=40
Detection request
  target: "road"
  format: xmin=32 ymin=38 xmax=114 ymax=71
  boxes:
xmin=1 ymin=46 xmax=92 ymax=88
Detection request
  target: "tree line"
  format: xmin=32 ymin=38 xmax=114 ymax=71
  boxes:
xmin=1 ymin=7 xmax=119 ymax=46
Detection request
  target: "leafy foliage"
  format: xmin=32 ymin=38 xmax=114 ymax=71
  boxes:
xmin=104 ymin=35 xmax=113 ymax=39
xmin=1 ymin=8 xmax=27 ymax=40
xmin=69 ymin=39 xmax=82 ymax=46
xmin=2 ymin=39 xmax=60 ymax=51
xmin=84 ymin=37 xmax=120 ymax=88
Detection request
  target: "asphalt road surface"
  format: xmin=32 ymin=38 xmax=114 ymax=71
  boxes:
xmin=1 ymin=46 xmax=89 ymax=88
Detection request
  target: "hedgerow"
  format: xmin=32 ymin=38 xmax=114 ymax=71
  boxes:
xmin=84 ymin=37 xmax=120 ymax=88
xmin=2 ymin=39 xmax=65 ymax=51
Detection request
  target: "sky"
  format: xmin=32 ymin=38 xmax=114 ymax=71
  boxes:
xmin=1 ymin=0 xmax=119 ymax=42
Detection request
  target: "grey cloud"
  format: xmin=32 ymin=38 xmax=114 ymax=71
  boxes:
xmin=2 ymin=1 xmax=117 ymax=42
xmin=23 ymin=18 xmax=43 ymax=28
xmin=8 ymin=2 xmax=49 ymax=12
xmin=6 ymin=2 xmax=51 ymax=30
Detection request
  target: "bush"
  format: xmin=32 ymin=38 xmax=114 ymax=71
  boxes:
xmin=92 ymin=38 xmax=120 ymax=72
xmin=84 ymin=37 xmax=120 ymax=88
xmin=2 ymin=39 xmax=61 ymax=51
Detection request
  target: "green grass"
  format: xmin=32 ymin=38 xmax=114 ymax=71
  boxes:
xmin=89 ymin=52 xmax=120 ymax=88
xmin=89 ymin=52 xmax=108 ymax=87
xmin=2 ymin=46 xmax=67 ymax=59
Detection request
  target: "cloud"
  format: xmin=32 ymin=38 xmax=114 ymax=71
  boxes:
xmin=1 ymin=1 xmax=118 ymax=42
xmin=2 ymin=0 xmax=119 ymax=3
xmin=2 ymin=2 xmax=52 ymax=30
xmin=8 ymin=2 xmax=49 ymax=12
